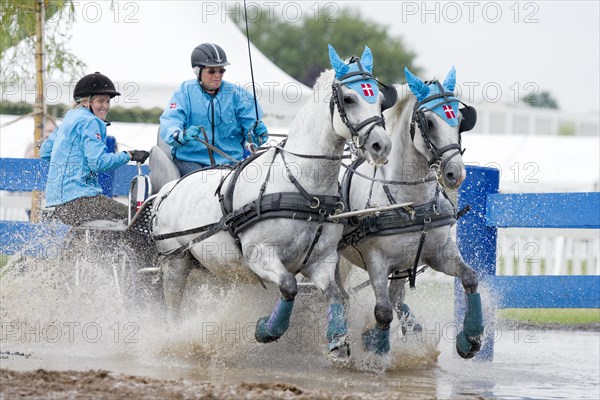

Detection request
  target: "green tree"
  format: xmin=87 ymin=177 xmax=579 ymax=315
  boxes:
xmin=1 ymin=0 xmax=84 ymax=81
xmin=237 ymin=6 xmax=419 ymax=87
xmin=522 ymin=91 xmax=559 ymax=109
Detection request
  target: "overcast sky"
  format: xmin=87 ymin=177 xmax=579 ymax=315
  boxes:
xmin=5 ymin=1 xmax=599 ymax=116
xmin=345 ymin=1 xmax=599 ymax=115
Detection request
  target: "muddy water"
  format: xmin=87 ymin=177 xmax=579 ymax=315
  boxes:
xmin=1 ymin=258 xmax=599 ymax=399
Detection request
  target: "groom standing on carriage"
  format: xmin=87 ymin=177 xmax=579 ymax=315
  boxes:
xmin=156 ymin=43 xmax=270 ymax=177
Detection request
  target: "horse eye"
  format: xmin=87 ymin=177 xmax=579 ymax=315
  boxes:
xmin=343 ymin=95 xmax=355 ymax=104
xmin=427 ymin=118 xmax=435 ymax=129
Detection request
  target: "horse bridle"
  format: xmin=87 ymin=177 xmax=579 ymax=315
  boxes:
xmin=409 ymin=80 xmax=476 ymax=172
xmin=329 ymin=56 xmax=394 ymax=154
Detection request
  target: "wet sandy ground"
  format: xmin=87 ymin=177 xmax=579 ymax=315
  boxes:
xmin=1 ymin=368 xmax=405 ymax=400
xmin=0 ymin=326 xmax=600 ymax=399
xmin=1 ymin=260 xmax=599 ymax=399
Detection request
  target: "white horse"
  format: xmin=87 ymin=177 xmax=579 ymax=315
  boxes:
xmin=150 ymin=45 xmax=394 ymax=360
xmin=339 ymin=66 xmax=482 ymax=358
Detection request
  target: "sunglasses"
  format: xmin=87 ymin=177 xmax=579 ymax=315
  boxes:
xmin=205 ymin=68 xmax=226 ymax=75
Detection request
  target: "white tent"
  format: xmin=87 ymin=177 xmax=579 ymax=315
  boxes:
xmin=2 ymin=1 xmax=312 ymax=124
xmin=2 ymin=114 xmax=598 ymax=194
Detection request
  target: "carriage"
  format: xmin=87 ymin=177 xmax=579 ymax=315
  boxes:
xmin=15 ymin=46 xmax=482 ymax=363
xmin=43 ymin=162 xmax=162 ymax=312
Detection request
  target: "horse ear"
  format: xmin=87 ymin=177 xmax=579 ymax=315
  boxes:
xmin=404 ymin=67 xmax=429 ymax=101
xmin=328 ymin=44 xmax=349 ymax=78
xmin=443 ymin=65 xmax=456 ymax=92
xmin=360 ymin=46 xmax=374 ymax=74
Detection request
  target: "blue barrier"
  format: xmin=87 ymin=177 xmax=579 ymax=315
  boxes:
xmin=0 ymin=159 xmax=147 ymax=196
xmin=0 ymin=143 xmax=149 ymax=255
xmin=0 ymin=221 xmax=70 ymax=256
xmin=456 ymin=165 xmax=600 ymax=361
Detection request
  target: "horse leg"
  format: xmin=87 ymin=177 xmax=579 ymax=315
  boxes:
xmin=389 ymin=276 xmax=422 ymax=336
xmin=325 ymin=293 xmax=349 ymax=359
xmin=255 ymin=270 xmax=297 ymax=343
xmin=362 ymin=263 xmax=393 ymax=354
xmin=161 ymin=253 xmax=193 ymax=325
xmin=334 ymin=258 xmax=350 ymax=304
xmin=304 ymin=256 xmax=350 ymax=360
xmin=427 ymin=238 xmax=483 ymax=359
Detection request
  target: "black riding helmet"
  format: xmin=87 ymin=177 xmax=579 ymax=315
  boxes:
xmin=191 ymin=43 xmax=230 ymax=68
xmin=73 ymin=72 xmax=120 ymax=100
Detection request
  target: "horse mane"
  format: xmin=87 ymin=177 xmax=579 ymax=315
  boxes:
xmin=385 ymin=84 xmax=416 ymax=131
xmin=287 ymin=69 xmax=335 ymax=135
xmin=314 ymin=68 xmax=336 ymax=98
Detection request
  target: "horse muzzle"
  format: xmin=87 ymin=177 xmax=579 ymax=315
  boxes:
xmin=435 ymin=148 xmax=465 ymax=189
xmin=441 ymin=161 xmax=466 ymax=189
xmin=359 ymin=126 xmax=391 ymax=167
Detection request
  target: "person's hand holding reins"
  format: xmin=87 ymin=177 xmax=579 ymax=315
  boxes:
xmin=183 ymin=126 xmax=202 ymax=142
xmin=249 ymin=120 xmax=268 ymax=146
xmin=129 ymin=150 xmax=150 ymax=163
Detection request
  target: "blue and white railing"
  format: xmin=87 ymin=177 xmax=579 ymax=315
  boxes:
xmin=456 ymin=166 xmax=600 ymax=361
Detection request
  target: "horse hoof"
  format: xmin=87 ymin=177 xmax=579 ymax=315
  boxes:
xmin=255 ymin=316 xmax=280 ymax=343
xmin=362 ymin=327 xmax=390 ymax=354
xmin=456 ymin=331 xmax=481 ymax=359
xmin=399 ymin=321 xmax=421 ymax=337
xmin=399 ymin=303 xmax=423 ymax=336
xmin=328 ymin=335 xmax=350 ymax=361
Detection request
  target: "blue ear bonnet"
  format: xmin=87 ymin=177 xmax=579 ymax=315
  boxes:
xmin=405 ymin=66 xmax=460 ymax=127
xmin=329 ymin=44 xmax=379 ymax=104
xmin=421 ymin=82 xmax=459 ymax=127
xmin=340 ymin=72 xmax=380 ymax=105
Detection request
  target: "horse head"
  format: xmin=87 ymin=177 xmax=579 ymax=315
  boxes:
xmin=327 ymin=44 xmax=393 ymax=167
xmin=403 ymin=66 xmax=477 ymax=189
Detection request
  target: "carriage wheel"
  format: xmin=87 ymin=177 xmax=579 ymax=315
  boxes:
xmin=110 ymin=237 xmax=164 ymax=314
xmin=66 ymin=229 xmax=164 ymax=314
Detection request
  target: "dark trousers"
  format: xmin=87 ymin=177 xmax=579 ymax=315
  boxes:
xmin=54 ymin=195 xmax=128 ymax=226
xmin=173 ymin=158 xmax=207 ymax=176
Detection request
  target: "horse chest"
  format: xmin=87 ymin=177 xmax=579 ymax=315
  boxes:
xmin=242 ymin=221 xmax=341 ymax=266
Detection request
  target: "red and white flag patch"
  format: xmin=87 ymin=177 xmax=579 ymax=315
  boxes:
xmin=361 ymin=83 xmax=374 ymax=97
xmin=442 ymin=105 xmax=456 ymax=119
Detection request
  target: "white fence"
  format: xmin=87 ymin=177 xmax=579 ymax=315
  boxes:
xmin=0 ymin=192 xmax=30 ymax=222
xmin=497 ymin=228 xmax=600 ymax=276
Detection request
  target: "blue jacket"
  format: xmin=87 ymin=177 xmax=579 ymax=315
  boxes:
xmin=40 ymin=107 xmax=130 ymax=207
xmin=159 ymin=79 xmax=264 ymax=166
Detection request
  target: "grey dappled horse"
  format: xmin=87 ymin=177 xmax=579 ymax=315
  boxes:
xmin=150 ymin=45 xmax=393 ymax=361
xmin=339 ymin=67 xmax=482 ymax=358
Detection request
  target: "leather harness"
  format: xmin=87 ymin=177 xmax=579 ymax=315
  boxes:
xmin=338 ymin=158 xmax=466 ymax=289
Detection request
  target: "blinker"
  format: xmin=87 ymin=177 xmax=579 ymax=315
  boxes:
xmin=380 ymin=84 xmax=398 ymax=111
xmin=459 ymin=105 xmax=477 ymax=133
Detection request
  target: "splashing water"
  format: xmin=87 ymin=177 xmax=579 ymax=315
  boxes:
xmin=3 ymin=245 xmax=597 ymax=399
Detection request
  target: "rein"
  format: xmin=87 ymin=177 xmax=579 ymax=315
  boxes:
xmin=341 ymin=158 xmax=437 ymax=186
xmin=152 ymin=71 xmax=386 ymax=262
xmin=154 ymin=140 xmax=345 ymax=263
xmin=192 ymin=133 xmax=240 ymax=164
xmin=217 ymin=140 xmax=344 ymax=268
xmin=272 ymin=143 xmax=351 ymax=161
